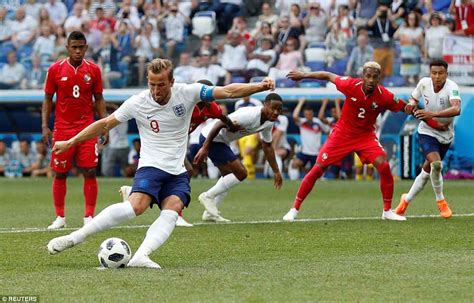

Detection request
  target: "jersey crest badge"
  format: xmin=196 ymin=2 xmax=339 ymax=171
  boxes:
xmin=371 ymin=102 xmax=379 ymax=109
xmin=83 ymin=73 xmax=91 ymax=82
xmin=322 ymin=153 xmax=328 ymax=161
xmin=173 ymin=104 xmax=186 ymax=117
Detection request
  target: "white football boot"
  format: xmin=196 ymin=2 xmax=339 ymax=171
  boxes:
xmin=283 ymin=208 xmax=299 ymax=222
xmin=175 ymin=216 xmax=193 ymax=227
xmin=201 ymin=211 xmax=231 ymax=222
xmin=119 ymin=185 xmax=132 ymax=202
xmin=83 ymin=216 xmax=93 ymax=226
xmin=382 ymin=209 xmax=407 ymax=221
xmin=47 ymin=235 xmax=75 ymax=254
xmin=198 ymin=192 xmax=219 ymax=217
xmin=127 ymin=255 xmax=161 ymax=269
xmin=47 ymin=216 xmax=66 ymax=230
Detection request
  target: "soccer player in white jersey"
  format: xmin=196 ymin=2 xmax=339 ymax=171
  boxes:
xmin=287 ymin=98 xmax=330 ymax=182
xmin=194 ymin=93 xmax=284 ymax=221
xmin=395 ymin=59 xmax=461 ymax=219
xmin=46 ymin=58 xmax=275 ymax=269
xmin=264 ymin=114 xmax=291 ymax=178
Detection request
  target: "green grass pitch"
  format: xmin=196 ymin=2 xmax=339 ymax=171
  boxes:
xmin=0 ymin=178 xmax=473 ymax=302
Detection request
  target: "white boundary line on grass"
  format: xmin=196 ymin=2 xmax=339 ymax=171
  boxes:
xmin=1 ymin=213 xmax=473 ymax=234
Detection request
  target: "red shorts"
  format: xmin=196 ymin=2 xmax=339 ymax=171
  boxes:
xmin=50 ymin=131 xmax=98 ymax=173
xmin=317 ymin=130 xmax=386 ymax=167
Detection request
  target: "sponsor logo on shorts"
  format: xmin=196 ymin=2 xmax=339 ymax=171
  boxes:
xmin=173 ymin=104 xmax=186 ymax=117
xmin=322 ymin=153 xmax=328 ymax=161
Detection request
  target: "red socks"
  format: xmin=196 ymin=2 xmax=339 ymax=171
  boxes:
xmin=377 ymin=161 xmax=393 ymax=211
xmin=84 ymin=177 xmax=98 ymax=217
xmin=293 ymin=165 xmax=324 ymax=210
xmin=52 ymin=177 xmax=67 ymax=217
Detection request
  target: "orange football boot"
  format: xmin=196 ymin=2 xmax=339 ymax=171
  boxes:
xmin=437 ymin=199 xmax=452 ymax=219
xmin=395 ymin=193 xmax=409 ymax=216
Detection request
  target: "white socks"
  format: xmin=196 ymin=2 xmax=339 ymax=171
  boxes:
xmin=206 ymin=174 xmax=241 ymax=199
xmin=70 ymin=201 xmax=136 ymax=245
xmin=430 ymin=161 xmax=445 ymax=201
xmin=214 ymin=192 xmax=227 ymax=206
xmin=406 ymin=169 xmax=430 ymax=202
xmin=288 ymin=159 xmax=300 ymax=180
xmin=134 ymin=210 xmax=178 ymax=257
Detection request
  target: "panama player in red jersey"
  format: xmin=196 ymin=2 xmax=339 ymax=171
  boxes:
xmin=119 ymin=79 xmax=238 ymax=227
xmin=283 ymin=62 xmax=418 ymax=221
xmin=42 ymin=31 xmax=107 ymax=229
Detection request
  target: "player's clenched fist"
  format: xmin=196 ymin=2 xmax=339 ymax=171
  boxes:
xmin=260 ymin=77 xmax=275 ymax=91
xmin=52 ymin=141 xmax=71 ymax=155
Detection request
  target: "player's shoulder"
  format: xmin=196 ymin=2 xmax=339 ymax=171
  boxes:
xmin=48 ymin=58 xmax=68 ymax=71
xmin=83 ymin=59 xmax=102 ymax=73
xmin=445 ymin=78 xmax=459 ymax=90
xmin=416 ymin=77 xmax=432 ymax=88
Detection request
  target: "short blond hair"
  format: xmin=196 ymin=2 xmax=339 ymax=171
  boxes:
xmin=147 ymin=58 xmax=174 ymax=80
xmin=363 ymin=61 xmax=381 ymax=73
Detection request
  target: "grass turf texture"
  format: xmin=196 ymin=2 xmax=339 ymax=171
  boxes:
xmin=0 ymin=178 xmax=473 ymax=302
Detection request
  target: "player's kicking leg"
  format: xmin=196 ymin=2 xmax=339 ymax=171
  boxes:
xmin=120 ymin=185 xmax=193 ymax=227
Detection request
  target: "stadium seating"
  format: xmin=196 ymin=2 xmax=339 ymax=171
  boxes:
xmin=249 ymin=76 xmax=265 ymax=83
xmin=326 ymin=58 xmax=348 ymax=75
xmin=307 ymin=42 xmax=325 ymax=49
xmin=305 ymin=60 xmax=326 ymax=71
xmin=305 ymin=47 xmax=326 ymax=62
xmin=192 ymin=11 xmax=216 ymax=38
xmin=382 ymin=76 xmax=406 ymax=87
xmin=110 ymin=61 xmax=131 ymax=88
xmin=231 ymin=76 xmax=246 ymax=83
xmin=16 ymin=45 xmax=33 ymax=63
xmin=0 ymin=43 xmax=15 ymax=62
xmin=299 ymin=78 xmax=324 ymax=88
xmin=276 ymin=78 xmax=297 ymax=88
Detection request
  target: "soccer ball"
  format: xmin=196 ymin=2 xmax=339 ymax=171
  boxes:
xmin=97 ymin=237 xmax=132 ymax=268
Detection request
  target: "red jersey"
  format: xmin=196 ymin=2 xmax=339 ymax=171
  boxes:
xmin=44 ymin=58 xmax=103 ymax=134
xmin=189 ymin=101 xmax=222 ymax=133
xmin=333 ymin=76 xmax=405 ymax=136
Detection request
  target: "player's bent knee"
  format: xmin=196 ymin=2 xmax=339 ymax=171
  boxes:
xmin=430 ymin=161 xmax=442 ymax=172
xmin=235 ymin=168 xmax=247 ymax=181
xmin=81 ymin=168 xmax=97 ymax=178
xmin=128 ymin=194 xmax=152 ymax=216
xmin=376 ymin=161 xmax=392 ymax=176
xmin=54 ymin=172 xmax=68 ymax=179
xmin=161 ymin=196 xmax=184 ymax=212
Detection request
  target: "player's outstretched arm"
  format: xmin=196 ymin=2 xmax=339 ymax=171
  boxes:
xmin=261 ymin=141 xmax=283 ymax=190
xmin=52 ymin=115 xmax=122 ymax=155
xmin=211 ymin=77 xmax=275 ymax=100
xmin=193 ymin=121 xmax=227 ymax=165
xmin=286 ymin=70 xmax=338 ymax=83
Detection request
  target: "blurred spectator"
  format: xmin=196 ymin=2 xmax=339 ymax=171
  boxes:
xmin=389 ymin=0 xmax=406 ymax=25
xmin=33 ymin=24 xmax=56 ymax=63
xmin=20 ymin=55 xmax=46 ymax=89
xmin=191 ymin=51 xmax=231 ymax=85
xmin=140 ymin=3 xmax=160 ymax=33
xmin=162 ymin=3 xmax=190 ymax=60
xmin=31 ymin=140 xmax=52 ymax=177
xmin=193 ymin=34 xmax=219 ymax=64
xmin=14 ymin=139 xmax=35 ymax=177
xmin=134 ymin=22 xmax=161 ymax=86
xmin=90 ymin=0 xmax=117 ymax=17
xmin=53 ymin=26 xmax=68 ymax=60
xmin=116 ymin=0 xmax=141 ymax=31
xmin=65 ymin=3 xmax=89 ymax=34
xmin=253 ymin=2 xmax=279 ymax=35
xmin=90 ymin=6 xmax=116 ymax=32
xmin=424 ymin=12 xmax=450 ymax=61
xmin=329 ymin=5 xmax=354 ymax=38
xmin=0 ymin=140 xmax=12 ymax=176
xmin=11 ymin=6 xmax=38 ymax=48
xmin=101 ymin=104 xmax=129 ymax=177
xmin=355 ymin=0 xmax=378 ymax=28
xmin=275 ymin=15 xmax=304 ymax=52
xmin=174 ymin=52 xmax=196 ymax=83
xmin=303 ymin=2 xmax=328 ymax=44
xmin=252 ymin=21 xmax=274 ymax=43
xmin=230 ymin=16 xmax=253 ymax=45
xmin=216 ymin=0 xmax=242 ymax=34
xmin=445 ymin=16 xmax=457 ymax=32
xmin=218 ymin=31 xmax=249 ymax=77
xmin=394 ymin=11 xmax=423 ymax=84
xmin=24 ymin=0 xmax=42 ymax=19
xmin=190 ymin=0 xmax=217 ymax=19
xmin=0 ymin=51 xmax=26 ymax=89
xmin=95 ymin=29 xmax=122 ymax=89
xmin=44 ymin=0 xmax=68 ymax=27
xmin=0 ymin=7 xmax=12 ymax=45
xmin=246 ymin=37 xmax=277 ymax=80
xmin=325 ymin=22 xmax=348 ymax=67
xmin=269 ymin=38 xmax=304 ymax=80
xmin=289 ymin=3 xmax=304 ymax=29
xmin=125 ymin=138 xmax=140 ymax=177
xmin=38 ymin=7 xmax=56 ymax=29
xmin=452 ymin=0 xmax=474 ymax=36
xmin=234 ymin=95 xmax=263 ymax=110
xmin=114 ymin=21 xmax=133 ymax=62
xmin=367 ymin=4 xmax=398 ymax=80
xmin=81 ymin=21 xmax=103 ymax=54
xmin=345 ymin=34 xmax=373 ymax=77
xmin=275 ymin=0 xmax=308 ymax=16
